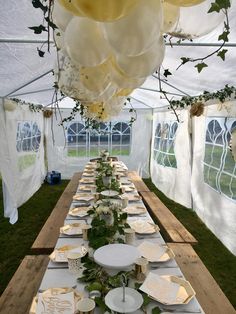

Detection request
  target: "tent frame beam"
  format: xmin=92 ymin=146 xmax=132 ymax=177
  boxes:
xmin=152 ymin=74 xmax=190 ymax=96
xmin=1 ymin=38 xmax=236 ymax=47
xmin=138 ymin=86 xmax=185 ymax=97
xmin=11 ymin=88 xmax=54 ymax=97
xmin=3 ymin=69 xmax=53 ymax=98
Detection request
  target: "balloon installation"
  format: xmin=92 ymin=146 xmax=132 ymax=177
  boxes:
xmin=52 ymin=0 xmax=225 ymax=122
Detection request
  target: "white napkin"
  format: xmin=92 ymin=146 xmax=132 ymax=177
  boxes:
xmin=140 ymin=272 xmax=180 ymax=305
xmin=36 ymin=290 xmax=74 ymax=314
xmin=138 ymin=241 xmax=166 ymax=262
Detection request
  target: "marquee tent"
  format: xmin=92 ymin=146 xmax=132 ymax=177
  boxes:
xmin=0 ymin=0 xmax=236 ymax=257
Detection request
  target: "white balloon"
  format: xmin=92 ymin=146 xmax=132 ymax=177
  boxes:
xmin=103 ymin=0 xmax=163 ymax=56
xmin=168 ymin=0 xmax=225 ymax=39
xmin=115 ymin=36 xmax=165 ymax=78
xmin=64 ymin=17 xmax=110 ymax=66
xmin=52 ymin=1 xmax=73 ymax=31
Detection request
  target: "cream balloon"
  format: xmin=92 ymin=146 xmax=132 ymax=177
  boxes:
xmin=115 ymin=36 xmax=165 ymax=78
xmin=103 ymin=0 xmax=163 ymax=56
xmin=79 ymin=58 xmax=112 ymax=93
xmin=95 ymin=83 xmax=117 ymax=103
xmin=111 ymin=60 xmax=146 ymax=89
xmin=64 ymin=17 xmax=110 ymax=67
xmin=168 ymin=0 xmax=225 ymax=39
xmin=52 ymin=1 xmax=73 ymax=31
xmin=57 ymin=0 xmax=84 ymax=16
xmin=165 ymin=0 xmax=205 ymax=7
xmin=54 ymin=31 xmax=67 ymax=54
xmin=161 ymin=1 xmax=180 ymax=33
xmin=72 ymin=0 xmax=140 ymax=22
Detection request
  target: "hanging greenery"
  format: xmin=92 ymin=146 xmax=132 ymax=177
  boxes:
xmin=168 ymin=84 xmax=236 ymax=111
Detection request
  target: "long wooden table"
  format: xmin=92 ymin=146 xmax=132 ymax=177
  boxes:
xmin=31 ymin=172 xmax=82 ymax=254
xmin=1 ymin=166 xmax=234 ymax=313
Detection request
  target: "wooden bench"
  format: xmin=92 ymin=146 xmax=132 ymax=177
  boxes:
xmin=0 ymin=255 xmax=49 ymax=314
xmin=167 ymin=243 xmax=236 ymax=314
xmin=140 ymin=191 xmax=197 ymax=244
xmin=31 ymin=172 xmax=82 ymax=254
xmin=128 ymin=171 xmax=150 ymax=192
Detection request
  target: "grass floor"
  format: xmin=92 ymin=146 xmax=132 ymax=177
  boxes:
xmin=143 ymin=178 xmax=236 ymax=309
xmin=0 ymin=179 xmax=69 ymax=295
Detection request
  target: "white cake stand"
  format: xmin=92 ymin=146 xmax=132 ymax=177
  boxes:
xmin=105 ymin=287 xmax=143 ymax=313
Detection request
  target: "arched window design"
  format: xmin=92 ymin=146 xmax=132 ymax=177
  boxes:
xmin=153 ymin=121 xmax=178 ymax=168
xmin=204 ymin=118 xmax=236 ymax=201
xmin=16 ymin=121 xmax=41 ymax=171
xmin=112 ymin=122 xmax=131 ymax=156
xmin=67 ymin=122 xmax=87 ymax=157
xmin=66 ymin=121 xmax=131 ymax=157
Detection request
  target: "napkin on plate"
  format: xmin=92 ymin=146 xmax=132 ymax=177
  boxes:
xmin=140 ymin=272 xmax=180 ymax=305
xmin=138 ymin=241 xmax=166 ymax=262
xmin=36 ymin=289 xmax=74 ymax=314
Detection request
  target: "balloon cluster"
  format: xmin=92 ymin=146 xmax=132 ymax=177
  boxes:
xmin=52 ymin=0 xmax=224 ymax=122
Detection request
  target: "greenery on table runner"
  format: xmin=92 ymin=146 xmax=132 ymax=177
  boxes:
xmin=79 ymin=255 xmax=160 ymax=314
xmin=87 ymin=200 xmax=128 ymax=249
xmin=0 ymin=179 xmax=69 ymax=295
xmin=95 ymin=175 xmax=120 ymax=194
xmin=143 ymin=178 xmax=236 ymax=309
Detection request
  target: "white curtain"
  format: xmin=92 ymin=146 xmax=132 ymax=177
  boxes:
xmin=0 ymin=100 xmax=45 ymax=224
xmin=191 ymin=102 xmax=236 ymax=255
xmin=150 ymin=109 xmax=192 ymax=208
xmin=46 ymin=109 xmax=152 ymax=179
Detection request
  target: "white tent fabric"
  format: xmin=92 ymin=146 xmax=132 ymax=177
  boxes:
xmin=0 ymin=0 xmax=236 ymax=107
xmin=0 ymin=102 xmax=45 ymax=223
xmin=151 ymin=109 xmax=192 ymax=208
xmin=191 ymin=102 xmax=236 ymax=255
xmin=46 ymin=109 xmax=152 ymax=179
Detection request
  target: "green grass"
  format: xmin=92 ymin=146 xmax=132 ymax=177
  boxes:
xmin=67 ymin=147 xmax=130 ymax=157
xmin=143 ymin=178 xmax=236 ymax=309
xmin=17 ymin=154 xmax=36 ymax=172
xmin=0 ymin=179 xmax=69 ymax=295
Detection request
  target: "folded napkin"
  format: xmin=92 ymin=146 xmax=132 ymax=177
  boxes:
xmin=138 ymin=241 xmax=166 ymax=262
xmin=36 ymin=289 xmax=74 ymax=314
xmin=140 ymin=273 xmax=180 ymax=305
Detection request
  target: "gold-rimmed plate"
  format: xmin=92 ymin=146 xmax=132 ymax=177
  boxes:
xmin=60 ymin=222 xmax=86 ymax=236
xmin=69 ymin=207 xmax=89 ymax=217
xmin=128 ymin=220 xmax=159 ymax=234
xmin=49 ymin=245 xmax=87 ymax=263
xmin=123 ymin=206 xmax=146 ymax=215
xmin=140 ymin=273 xmax=195 ymax=305
xmin=137 ymin=241 xmax=175 ymax=263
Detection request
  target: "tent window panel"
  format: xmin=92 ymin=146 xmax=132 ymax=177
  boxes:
xmin=66 ymin=121 xmax=131 ymax=157
xmin=203 ymin=117 xmax=236 ymax=202
xmin=153 ymin=121 xmax=178 ymax=168
xmin=16 ymin=121 xmax=41 ymax=171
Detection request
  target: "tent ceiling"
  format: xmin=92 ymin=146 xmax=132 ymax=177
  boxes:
xmin=0 ymin=0 xmax=236 ymax=109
